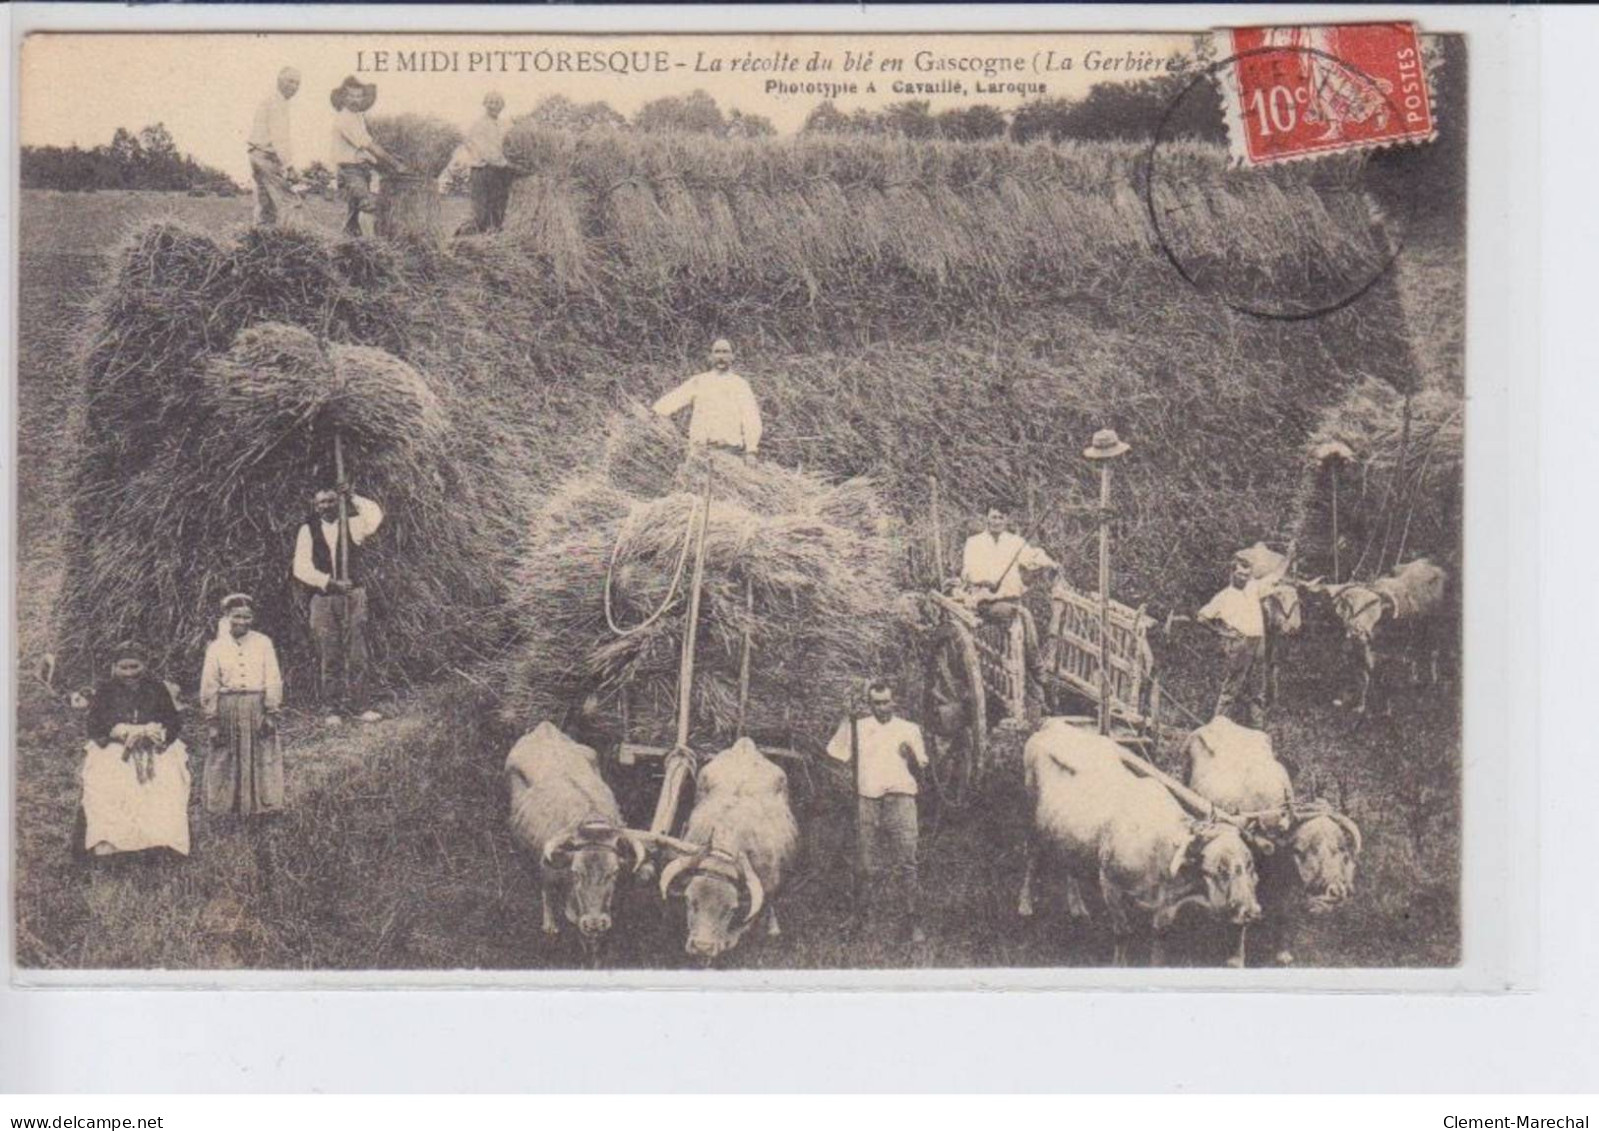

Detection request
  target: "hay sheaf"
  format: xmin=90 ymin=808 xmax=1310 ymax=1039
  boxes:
xmin=500 ymin=412 xmax=907 ymax=746
xmin=367 ymin=114 xmax=465 ymax=177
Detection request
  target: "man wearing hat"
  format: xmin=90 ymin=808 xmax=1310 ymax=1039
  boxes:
xmin=199 ymin=594 xmax=285 ymax=817
xmin=247 ymin=66 xmax=302 ymax=227
xmin=451 ymin=91 xmax=516 ymax=235
xmin=293 ymin=483 xmax=384 ymax=724
xmin=1197 ymin=553 xmax=1271 ymax=728
xmin=651 ymin=338 xmax=763 ymax=464
xmin=78 ymin=639 xmax=190 ymax=858
xmin=329 ymin=75 xmax=404 ymax=237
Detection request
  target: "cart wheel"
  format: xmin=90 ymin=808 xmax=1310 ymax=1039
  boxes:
xmin=922 ymin=620 xmax=988 ymax=808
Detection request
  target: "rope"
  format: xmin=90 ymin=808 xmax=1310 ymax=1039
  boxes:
xmin=602 ymin=488 xmax=702 ymax=638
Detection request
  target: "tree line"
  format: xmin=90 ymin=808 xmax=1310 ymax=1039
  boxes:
xmin=21 ymin=123 xmax=242 ymax=194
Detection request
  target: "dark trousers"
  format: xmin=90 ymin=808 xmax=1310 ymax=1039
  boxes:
xmin=459 ymin=165 xmax=513 ymax=234
xmin=857 ymin=793 xmax=919 ymax=925
xmin=338 ymin=163 xmax=376 ymax=237
xmin=1216 ymin=633 xmax=1267 ymax=728
xmin=310 ymin=587 xmax=370 ymax=712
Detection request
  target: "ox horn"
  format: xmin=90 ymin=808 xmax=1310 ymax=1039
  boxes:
xmin=1331 ymin=812 xmax=1364 ymax=856
xmin=658 ymin=852 xmax=700 ymax=901
xmin=737 ymin=851 xmax=765 ymax=928
xmin=618 ymin=829 xmax=654 ymax=875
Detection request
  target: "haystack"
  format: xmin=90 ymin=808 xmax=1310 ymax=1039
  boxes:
xmin=57 ymin=223 xmax=532 ymax=684
xmin=500 ymin=411 xmax=907 ymax=747
xmin=367 ymin=114 xmax=463 ymax=242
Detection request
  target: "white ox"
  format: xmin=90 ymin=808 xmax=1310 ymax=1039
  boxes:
xmin=1315 ymin=558 xmax=1448 ymax=715
xmin=1017 ymin=720 xmax=1261 ymax=966
xmin=505 ymin=721 xmax=650 ymax=949
xmin=658 ymin=738 xmax=800 ymax=962
xmin=1185 ymin=717 xmax=1363 ymax=965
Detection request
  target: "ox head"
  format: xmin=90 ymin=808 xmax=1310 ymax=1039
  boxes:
xmin=1289 ymin=811 xmax=1362 ymax=913
xmin=541 ymin=819 xmax=652 ymax=942
xmin=659 ymin=844 xmax=764 ymax=962
xmin=1171 ymin=822 xmax=1262 ymax=926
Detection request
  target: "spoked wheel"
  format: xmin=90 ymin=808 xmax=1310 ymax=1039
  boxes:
xmin=922 ymin=619 xmax=988 ymax=809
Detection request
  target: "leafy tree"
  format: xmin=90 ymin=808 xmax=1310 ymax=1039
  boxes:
xmin=523 ymin=94 xmax=628 ymax=133
xmin=934 ymin=104 xmax=1008 ymax=141
xmin=726 ymin=109 xmax=776 ymax=138
xmin=633 ymin=89 xmax=726 ymax=135
xmin=881 ymin=100 xmax=936 ymax=139
xmin=802 ymin=100 xmax=851 ymax=134
xmin=21 ymin=122 xmax=241 ymax=194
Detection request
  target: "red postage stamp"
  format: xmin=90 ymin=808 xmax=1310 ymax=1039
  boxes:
xmin=1224 ymin=23 xmax=1436 ymax=165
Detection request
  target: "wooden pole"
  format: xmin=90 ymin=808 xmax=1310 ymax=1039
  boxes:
xmin=333 ymin=430 xmax=351 ymax=584
xmin=928 ymin=474 xmax=945 ymax=584
xmin=736 ymin=576 xmax=754 ymax=737
xmin=1097 ymin=460 xmax=1113 ymax=736
xmin=1330 ymin=461 xmax=1341 ymax=584
xmin=650 ymin=466 xmax=713 ymax=837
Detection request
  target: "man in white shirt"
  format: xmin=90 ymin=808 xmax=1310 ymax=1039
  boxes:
xmin=293 ymin=483 xmax=385 ymax=723
xmin=1197 ymin=554 xmax=1269 ymax=727
xmin=825 ymin=681 xmax=929 ymax=944
xmin=450 ymin=91 xmax=516 ymax=236
xmin=651 ymin=339 xmax=763 ymax=463
xmin=248 ymin=67 xmax=301 ymax=227
xmin=329 ymin=76 xmax=404 ymax=238
xmin=960 ymin=506 xmax=1056 ymax=670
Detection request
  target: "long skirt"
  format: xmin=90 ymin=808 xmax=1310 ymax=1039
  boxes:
xmin=81 ymin=739 xmax=192 ymax=855
xmin=204 ymin=691 xmax=284 ymax=817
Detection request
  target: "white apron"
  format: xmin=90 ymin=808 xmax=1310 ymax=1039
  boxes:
xmin=81 ymin=738 xmax=192 ymax=855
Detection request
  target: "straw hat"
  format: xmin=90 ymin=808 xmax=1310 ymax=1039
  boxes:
xmin=1083 ymin=428 xmax=1130 ymax=460
xmin=330 ymin=75 xmax=376 ymax=111
xmin=220 ymin=592 xmax=255 ymax=613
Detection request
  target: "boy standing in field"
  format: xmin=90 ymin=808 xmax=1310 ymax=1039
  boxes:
xmin=1197 ymin=554 xmax=1270 ymax=728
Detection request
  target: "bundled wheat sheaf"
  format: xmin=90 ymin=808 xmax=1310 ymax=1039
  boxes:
xmin=61 ymin=123 xmax=1436 ymax=693
xmin=500 ymin=411 xmax=908 ymax=745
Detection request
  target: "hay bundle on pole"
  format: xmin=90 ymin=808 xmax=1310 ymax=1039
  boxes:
xmin=500 ymin=410 xmax=908 ymax=747
xmin=367 ymin=114 xmax=463 ymax=242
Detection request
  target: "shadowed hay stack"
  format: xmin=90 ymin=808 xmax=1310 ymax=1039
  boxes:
xmin=56 ymin=222 xmax=529 ymax=683
xmin=500 ymin=410 xmax=908 ymax=746
xmin=367 ymin=114 xmax=464 ymax=242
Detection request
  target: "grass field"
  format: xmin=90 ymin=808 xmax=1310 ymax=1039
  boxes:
xmin=13 ymin=188 xmax=1462 ymax=971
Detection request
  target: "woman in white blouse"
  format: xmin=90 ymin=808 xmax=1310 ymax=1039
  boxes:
xmin=199 ymin=593 xmax=284 ymax=817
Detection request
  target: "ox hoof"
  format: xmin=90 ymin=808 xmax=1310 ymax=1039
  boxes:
xmin=1276 ymin=950 xmax=1295 ymax=967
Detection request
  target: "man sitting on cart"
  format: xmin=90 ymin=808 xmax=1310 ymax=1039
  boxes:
xmin=958 ymin=505 xmax=1056 ymax=668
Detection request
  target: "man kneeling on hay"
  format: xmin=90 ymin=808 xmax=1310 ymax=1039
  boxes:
xmin=293 ymin=483 xmax=385 ymax=724
xmin=652 ymin=339 xmax=763 ymax=464
xmin=199 ymin=594 xmax=285 ymax=818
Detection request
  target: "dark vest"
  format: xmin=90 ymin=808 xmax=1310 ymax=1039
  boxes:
xmin=303 ymin=514 xmax=364 ymax=587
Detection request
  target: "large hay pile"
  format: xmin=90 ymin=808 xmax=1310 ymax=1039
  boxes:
xmin=499 ymin=411 xmax=906 ymax=746
xmin=57 ymin=223 xmax=533 ymax=683
xmin=368 ymin=114 xmax=464 ymax=242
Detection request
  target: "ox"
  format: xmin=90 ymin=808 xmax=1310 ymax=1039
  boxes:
xmin=1234 ymin=542 xmax=1304 ymax=709
xmin=1185 ymin=717 xmax=1362 ymax=965
xmin=505 ymin=721 xmax=650 ymax=949
xmin=658 ymin=738 xmax=800 ymax=962
xmin=1316 ymin=558 xmax=1448 ymax=715
xmin=1017 ymin=720 xmax=1261 ymax=966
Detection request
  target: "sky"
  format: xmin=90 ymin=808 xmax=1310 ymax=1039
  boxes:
xmin=22 ymin=32 xmax=1196 ymax=180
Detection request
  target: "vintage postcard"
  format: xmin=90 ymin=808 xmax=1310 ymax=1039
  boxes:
xmin=13 ymin=22 xmax=1470 ymax=983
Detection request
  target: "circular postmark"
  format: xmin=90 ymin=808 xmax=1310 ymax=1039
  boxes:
xmin=1142 ymin=45 xmax=1421 ymax=321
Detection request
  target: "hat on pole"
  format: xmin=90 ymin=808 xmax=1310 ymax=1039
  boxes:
xmin=1084 ymin=428 xmax=1131 ymax=461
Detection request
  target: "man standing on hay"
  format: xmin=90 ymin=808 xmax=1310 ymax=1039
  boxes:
xmin=329 ymin=76 xmax=404 ymax=238
xmin=652 ymin=339 xmax=763 ymax=464
xmin=247 ymin=66 xmax=302 ymax=227
xmin=293 ymin=483 xmax=385 ymax=724
xmin=449 ymin=91 xmax=516 ymax=236
xmin=826 ymin=680 xmax=929 ymax=946
xmin=199 ymin=594 xmax=285 ymax=818
xmin=1196 ymin=553 xmax=1271 ymax=728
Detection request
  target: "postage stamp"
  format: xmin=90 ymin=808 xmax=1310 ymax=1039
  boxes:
xmin=1223 ymin=23 xmax=1437 ymax=165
